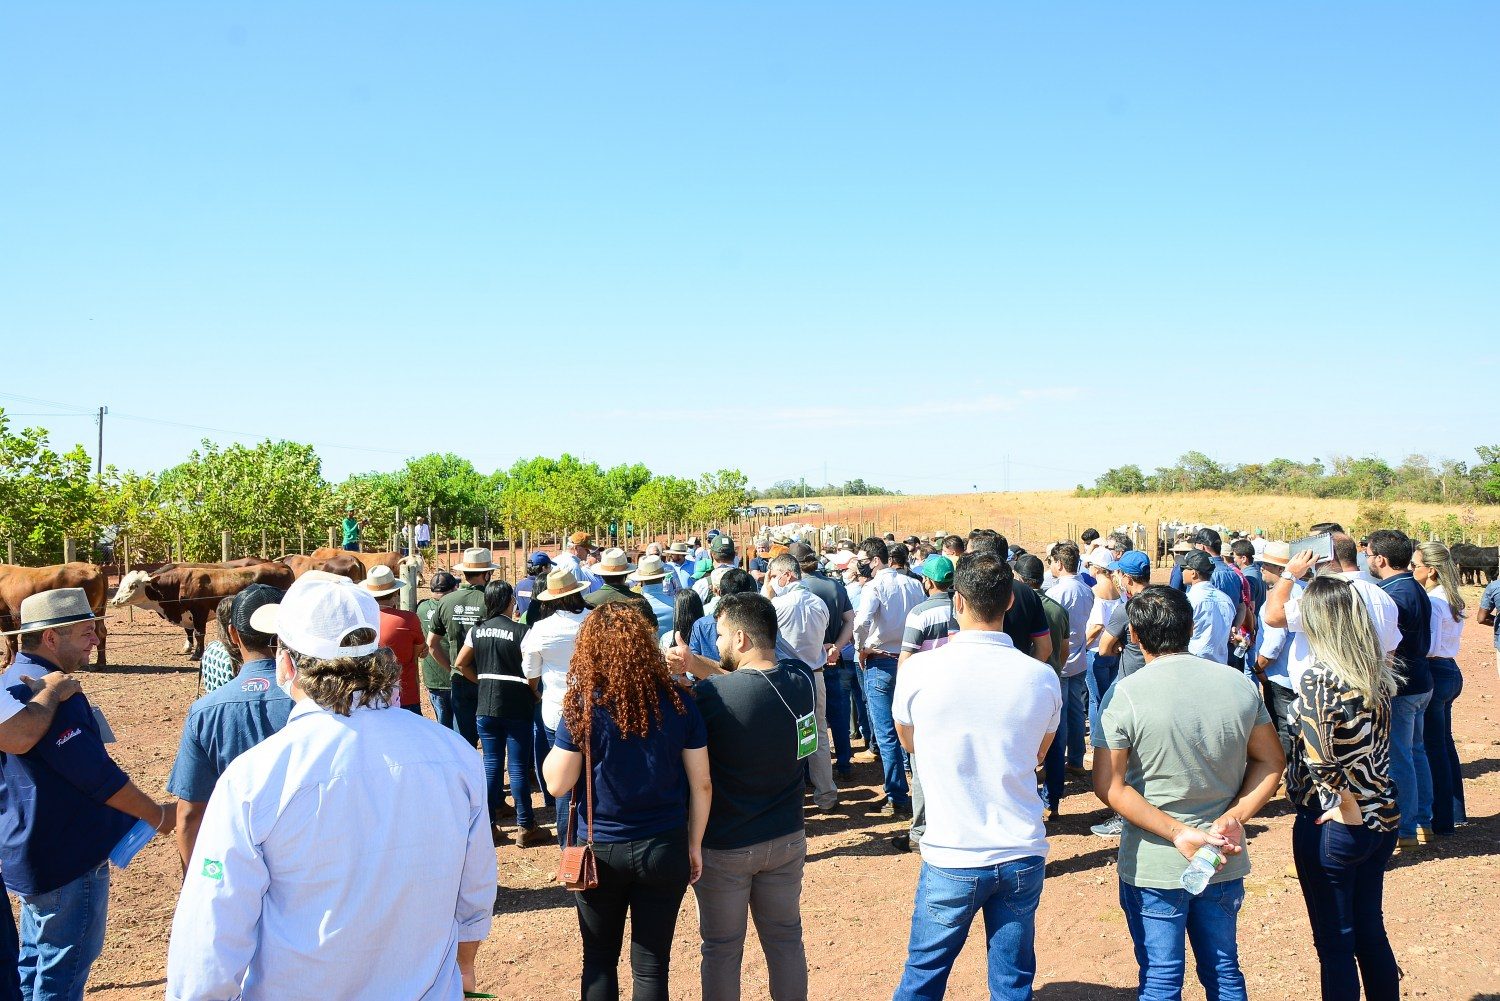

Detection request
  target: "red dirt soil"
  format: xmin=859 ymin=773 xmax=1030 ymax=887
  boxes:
xmin=59 ymin=576 xmax=1500 ymax=1000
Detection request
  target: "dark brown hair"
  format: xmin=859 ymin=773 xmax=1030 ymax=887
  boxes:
xmin=289 ymin=627 xmax=399 ymax=716
xmin=562 ymin=603 xmax=687 ymax=740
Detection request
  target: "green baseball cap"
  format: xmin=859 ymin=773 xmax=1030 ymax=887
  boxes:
xmin=919 ymin=554 xmax=954 ymax=584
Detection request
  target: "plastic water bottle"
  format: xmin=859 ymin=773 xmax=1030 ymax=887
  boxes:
xmin=1180 ymin=845 xmax=1226 ymax=895
xmin=108 ymin=819 xmax=157 ymax=869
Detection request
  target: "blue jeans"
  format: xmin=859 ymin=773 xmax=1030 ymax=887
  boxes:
xmin=1424 ymin=658 xmax=1466 ymax=832
xmin=16 ymin=861 xmax=110 ymax=1001
xmin=893 ymin=856 xmax=1045 ymax=1000
xmin=450 ymin=674 xmax=479 ymax=748
xmin=862 ymin=657 xmax=909 ymax=807
xmin=848 ymin=659 xmax=872 ymax=742
xmin=1061 ymin=673 xmax=1088 ymax=768
xmin=477 ymin=714 xmax=534 ymax=828
xmin=823 ymin=662 xmax=857 ymax=770
xmin=533 ymin=703 xmax=556 ymax=811
xmin=427 ymin=687 xmax=454 ymax=730
xmin=1087 ymin=652 xmax=1119 ymax=747
xmin=1390 ymin=691 xmax=1433 ymax=837
xmin=1119 ymin=878 xmax=1247 ymax=1001
xmin=545 ymin=724 xmax=575 ymax=847
xmin=1041 ymin=720 xmax=1065 ymax=811
xmin=1291 ymin=811 xmax=1399 ymax=1001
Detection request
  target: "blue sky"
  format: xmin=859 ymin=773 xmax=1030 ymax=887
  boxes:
xmin=3 ymin=3 xmax=1497 ymax=493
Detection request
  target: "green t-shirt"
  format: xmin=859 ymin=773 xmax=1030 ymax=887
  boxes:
xmin=430 ymin=583 xmax=488 ymax=670
xmin=1037 ymin=593 xmax=1070 ymax=676
xmin=341 ymin=517 xmax=360 ymax=546
xmin=416 ymin=597 xmax=448 ymax=690
xmin=1097 ymin=652 xmax=1271 ymax=890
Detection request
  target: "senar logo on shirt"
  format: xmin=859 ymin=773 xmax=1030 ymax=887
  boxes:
xmin=201 ymin=859 xmax=225 ymax=881
xmin=55 ymin=727 xmax=83 ymax=747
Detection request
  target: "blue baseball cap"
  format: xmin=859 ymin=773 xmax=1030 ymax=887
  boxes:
xmin=526 ymin=550 xmax=553 ymax=570
xmin=1107 ymin=550 xmax=1151 ymax=579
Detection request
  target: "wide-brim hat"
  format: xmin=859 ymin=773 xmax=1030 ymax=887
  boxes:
xmin=361 ymin=565 xmax=407 ymax=598
xmin=538 ymin=568 xmax=587 ymax=600
xmin=1259 ymin=540 xmax=1293 ymax=567
xmin=594 ymin=548 xmax=635 ymax=577
xmin=633 ymin=554 xmax=669 ymax=583
xmin=2 ymin=587 xmax=98 ymax=636
xmin=453 ymin=547 xmax=497 ymax=573
xmin=668 ymin=542 xmax=691 ymax=555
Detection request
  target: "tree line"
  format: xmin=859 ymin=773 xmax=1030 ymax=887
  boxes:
xmin=1080 ymin=449 xmax=1500 ymax=506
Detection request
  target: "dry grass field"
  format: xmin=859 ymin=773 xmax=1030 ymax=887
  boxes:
xmin=797 ymin=490 xmax=1500 ymax=553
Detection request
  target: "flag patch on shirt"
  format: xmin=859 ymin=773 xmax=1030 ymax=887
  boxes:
xmin=201 ymin=859 xmax=224 ymax=881
xmin=55 ymin=727 xmax=82 ymax=747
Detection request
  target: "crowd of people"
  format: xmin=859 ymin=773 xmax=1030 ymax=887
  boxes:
xmin=0 ymin=519 xmax=1483 ymax=1000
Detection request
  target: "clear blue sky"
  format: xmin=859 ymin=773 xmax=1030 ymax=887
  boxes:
xmin=3 ymin=3 xmax=1497 ymax=493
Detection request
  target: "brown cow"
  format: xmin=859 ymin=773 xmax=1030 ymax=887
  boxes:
xmin=309 ymin=548 xmax=404 ymax=577
xmin=110 ymin=563 xmax=295 ymax=659
xmin=0 ymin=562 xmax=109 ymax=668
xmin=279 ymin=553 xmax=367 ymax=583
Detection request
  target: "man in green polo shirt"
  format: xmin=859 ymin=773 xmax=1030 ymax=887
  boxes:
xmin=341 ymin=509 xmax=365 ymax=552
xmin=425 ymin=548 xmax=494 ymax=747
xmin=417 ymin=571 xmax=459 ymax=730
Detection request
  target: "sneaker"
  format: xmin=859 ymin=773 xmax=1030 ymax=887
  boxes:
xmin=1396 ymin=835 xmax=1420 ymax=850
xmin=1066 ymin=764 xmax=1089 ymax=778
xmin=1090 ymin=815 xmax=1123 ymax=838
xmin=890 ymin=832 xmax=912 ymax=853
xmin=878 ymin=800 xmax=913 ymax=818
xmin=516 ymin=825 xmax=551 ymax=848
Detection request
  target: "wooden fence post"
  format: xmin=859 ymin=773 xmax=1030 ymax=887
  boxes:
xmin=327 ymin=526 xmax=336 ymax=550
xmin=261 ymin=529 xmax=268 ymax=558
xmin=5 ymin=540 xmax=13 ymax=564
xmin=299 ymin=526 xmax=306 ymax=554
xmin=222 ymin=531 xmax=232 ymax=563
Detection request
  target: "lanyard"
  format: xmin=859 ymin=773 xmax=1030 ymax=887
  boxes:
xmin=753 ymin=668 xmax=818 ymax=760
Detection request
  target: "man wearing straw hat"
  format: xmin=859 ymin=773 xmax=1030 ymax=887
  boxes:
xmin=554 ymin=531 xmax=602 ymax=596
xmin=520 ymin=566 xmax=592 ymax=842
xmin=0 ymin=589 xmax=176 ymax=1001
xmin=584 ymin=548 xmax=657 ymax=630
xmin=426 ymin=548 xmax=497 ymax=747
xmin=630 ymin=554 xmax=676 ymax=639
xmin=363 ymin=566 xmax=428 ymax=716
xmin=166 ymin=572 xmax=496 ymax=1000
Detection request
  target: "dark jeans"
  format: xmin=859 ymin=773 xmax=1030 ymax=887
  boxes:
xmin=823 ymin=662 xmax=857 ymax=770
xmin=575 ymin=826 xmax=691 ymax=1001
xmin=862 ymin=657 xmax=910 ymax=806
xmin=0 ymin=889 xmax=19 ymax=1001
xmin=1261 ymin=680 xmax=1298 ymax=765
xmin=534 ymin=704 xmax=556 ymax=812
xmin=1292 ymin=811 xmax=1399 ymax=1001
xmin=1042 ymin=716 xmax=1065 ymax=811
xmin=427 ymin=687 xmax=454 ymax=730
xmin=450 ymin=674 xmax=479 ymax=748
xmin=343 ymin=541 xmax=359 ymax=551
xmin=1424 ymin=657 xmax=1466 ymax=832
xmin=401 ymin=701 xmax=423 ymax=716
xmin=545 ymin=724 xmax=573 ymax=846
xmin=477 ymin=714 xmax=533 ymax=828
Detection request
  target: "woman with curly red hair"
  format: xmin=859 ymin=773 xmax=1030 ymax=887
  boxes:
xmin=543 ymin=601 xmax=712 ymax=1001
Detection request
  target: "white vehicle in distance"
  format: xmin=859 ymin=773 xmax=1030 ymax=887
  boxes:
xmin=804 ymin=502 xmax=823 ymax=512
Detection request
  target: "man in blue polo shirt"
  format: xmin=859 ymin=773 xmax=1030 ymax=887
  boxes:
xmin=167 ymin=583 xmax=291 ymax=868
xmin=0 ymin=588 xmax=175 ymax=1001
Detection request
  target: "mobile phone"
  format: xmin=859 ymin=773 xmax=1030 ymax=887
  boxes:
xmin=1288 ymin=532 xmax=1334 ymax=564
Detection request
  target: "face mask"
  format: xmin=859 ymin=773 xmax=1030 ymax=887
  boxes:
xmin=770 ymin=576 xmax=793 ymax=597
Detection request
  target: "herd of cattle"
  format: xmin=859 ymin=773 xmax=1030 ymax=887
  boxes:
xmin=0 ymin=548 xmax=414 ymax=666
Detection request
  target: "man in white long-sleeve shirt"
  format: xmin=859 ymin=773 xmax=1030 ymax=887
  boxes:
xmin=166 ymin=573 xmax=495 ymax=1001
xmin=852 ymin=538 xmax=924 ymax=816
xmin=764 ymin=553 xmax=835 ymax=811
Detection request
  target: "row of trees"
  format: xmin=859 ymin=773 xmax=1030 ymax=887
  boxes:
xmin=752 ymin=478 xmax=898 ymax=500
xmin=1081 ymin=449 xmax=1500 ymax=505
xmin=0 ymin=409 xmax=764 ymax=564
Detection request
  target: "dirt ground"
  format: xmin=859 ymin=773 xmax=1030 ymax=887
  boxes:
xmin=66 ymin=574 xmax=1500 ymax=1000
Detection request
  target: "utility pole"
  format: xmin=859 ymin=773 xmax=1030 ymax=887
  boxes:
xmin=95 ymin=406 xmax=108 ymax=482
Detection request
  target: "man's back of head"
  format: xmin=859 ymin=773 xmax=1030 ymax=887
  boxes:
xmin=1126 ymin=586 xmax=1193 ymax=659
xmin=1193 ymin=528 xmax=1223 ymax=555
xmin=953 ymin=552 xmax=1014 ymax=630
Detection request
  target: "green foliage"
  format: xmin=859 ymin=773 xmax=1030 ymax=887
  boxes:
xmin=1086 ymin=449 xmax=1500 ymax=508
xmin=753 ymin=477 xmax=898 ymax=499
xmin=0 ymin=410 xmax=101 ymax=563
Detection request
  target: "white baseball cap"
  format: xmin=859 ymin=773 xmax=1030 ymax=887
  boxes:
xmin=250 ymin=570 xmax=381 ymax=659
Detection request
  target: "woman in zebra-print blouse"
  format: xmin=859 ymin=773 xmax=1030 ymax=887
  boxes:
xmin=1284 ymin=573 xmax=1401 ymax=1001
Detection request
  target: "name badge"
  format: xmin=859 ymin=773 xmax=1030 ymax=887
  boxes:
xmin=795 ymin=711 xmax=817 ymax=760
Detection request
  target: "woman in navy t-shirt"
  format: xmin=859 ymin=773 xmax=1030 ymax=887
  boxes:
xmin=544 ymin=602 xmax=711 ymax=1001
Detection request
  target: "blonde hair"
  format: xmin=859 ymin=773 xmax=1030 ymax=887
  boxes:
xmin=288 ymin=627 xmax=400 ymax=716
xmin=1300 ymin=576 xmax=1398 ymax=706
xmin=1416 ymin=541 xmax=1465 ymax=622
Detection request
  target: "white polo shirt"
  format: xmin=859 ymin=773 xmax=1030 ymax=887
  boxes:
xmin=1284 ymin=572 xmax=1400 ymax=688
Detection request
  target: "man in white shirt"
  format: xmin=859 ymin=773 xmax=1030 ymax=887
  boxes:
xmin=1262 ymin=532 xmax=1399 ymax=689
xmin=553 ymin=531 xmax=602 ymax=595
xmin=1181 ymin=551 xmax=1235 ymax=664
xmin=167 ymin=572 xmax=495 ymax=1001
xmin=1044 ymin=542 xmax=1095 ymax=777
xmin=852 ymin=538 xmax=924 ymax=816
xmin=764 ymin=554 xmax=835 ymax=812
xmin=891 ymin=552 xmax=1061 ymax=998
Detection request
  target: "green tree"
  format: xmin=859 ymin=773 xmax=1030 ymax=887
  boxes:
xmin=0 ymin=410 xmax=103 ymax=563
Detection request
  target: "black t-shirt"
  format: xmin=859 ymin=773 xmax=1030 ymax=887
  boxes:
xmin=468 ymin=614 xmax=534 ymax=719
xmin=694 ymin=659 xmax=813 ymax=850
xmin=1003 ymin=580 xmax=1049 ymax=656
xmin=1104 ymin=601 xmax=1146 ymax=679
xmin=801 ymin=571 xmax=852 ymax=646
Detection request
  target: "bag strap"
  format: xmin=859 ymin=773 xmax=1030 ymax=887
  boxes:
xmin=581 ymin=716 xmax=594 ymax=846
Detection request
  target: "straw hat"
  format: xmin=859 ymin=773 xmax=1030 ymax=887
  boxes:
xmin=538 ymin=568 xmax=587 ymax=601
xmin=668 ymin=541 xmax=690 ymax=556
xmin=1259 ymin=541 xmax=1292 ymax=567
xmin=361 ymin=565 xmax=407 ymax=598
xmin=594 ymin=548 xmax=635 ymax=578
xmin=452 ymin=547 xmax=497 ymax=573
xmin=2 ymin=588 xmax=98 ymax=636
xmin=633 ymin=554 xmax=669 ymax=583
